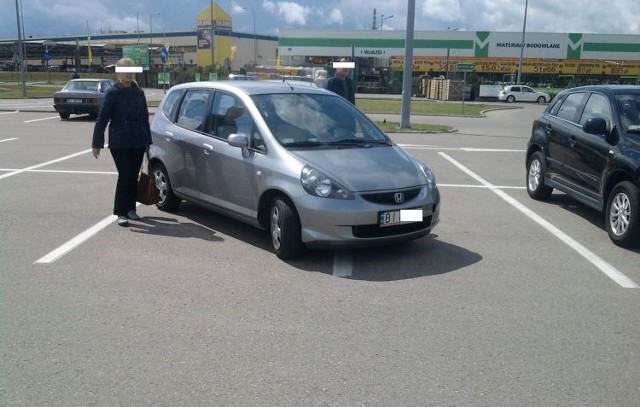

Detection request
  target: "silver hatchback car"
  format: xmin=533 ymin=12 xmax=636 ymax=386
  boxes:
xmin=149 ymin=81 xmax=440 ymax=259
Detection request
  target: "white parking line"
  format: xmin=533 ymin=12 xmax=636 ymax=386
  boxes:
xmin=0 ymin=149 xmax=92 ymax=180
xmin=400 ymin=144 xmax=525 ymax=153
xmin=35 ymin=214 xmax=118 ymax=264
xmin=0 ymin=110 xmax=19 ymax=115
xmin=0 ymin=168 xmax=116 ymax=175
xmin=439 ymin=152 xmax=638 ymax=289
xmin=0 ymin=138 xmax=19 ymax=143
xmin=24 ymin=115 xmax=60 ymax=123
xmin=333 ymin=249 xmax=353 ymax=277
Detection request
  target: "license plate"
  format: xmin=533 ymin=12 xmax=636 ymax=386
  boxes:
xmin=66 ymin=99 xmax=82 ymax=103
xmin=378 ymin=208 xmax=423 ymax=227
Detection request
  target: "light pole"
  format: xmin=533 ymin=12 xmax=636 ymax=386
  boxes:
xmin=516 ymin=0 xmax=528 ymax=84
xmin=149 ymin=12 xmax=159 ymax=83
xmin=444 ymin=27 xmax=459 ymax=80
xmin=380 ymin=14 xmax=393 ymax=30
xmin=243 ymin=6 xmax=257 ymax=66
xmin=14 ymin=0 xmax=26 ymax=96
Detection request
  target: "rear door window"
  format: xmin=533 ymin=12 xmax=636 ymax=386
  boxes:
xmin=555 ymin=93 xmax=585 ymax=123
xmin=176 ymin=89 xmax=211 ymax=131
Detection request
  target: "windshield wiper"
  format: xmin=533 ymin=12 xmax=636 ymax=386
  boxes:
xmin=326 ymin=138 xmax=392 ymax=147
xmin=281 ymin=140 xmax=325 ymax=147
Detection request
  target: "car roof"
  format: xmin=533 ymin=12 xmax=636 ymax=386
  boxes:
xmin=67 ymin=78 xmax=110 ymax=82
xmin=558 ymin=85 xmax=640 ymax=97
xmin=169 ymin=80 xmax=331 ymax=96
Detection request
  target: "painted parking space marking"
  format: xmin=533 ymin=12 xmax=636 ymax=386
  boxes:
xmin=0 ymin=110 xmax=19 ymax=115
xmin=0 ymin=138 xmax=18 ymax=143
xmin=399 ymin=144 xmax=525 ymax=153
xmin=439 ymin=152 xmax=638 ymax=289
xmin=333 ymin=250 xmax=353 ymax=277
xmin=0 ymin=148 xmax=93 ymax=180
xmin=24 ymin=115 xmax=60 ymax=123
xmin=0 ymin=168 xmax=117 ymax=175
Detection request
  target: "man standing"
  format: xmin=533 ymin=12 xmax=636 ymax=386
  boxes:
xmin=326 ymin=58 xmax=355 ymax=104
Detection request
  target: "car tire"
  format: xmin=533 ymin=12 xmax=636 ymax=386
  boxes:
xmin=527 ymin=151 xmax=553 ymax=200
xmin=269 ymin=196 xmax=304 ymax=259
xmin=537 ymin=96 xmax=546 ymax=103
xmin=59 ymin=112 xmax=70 ymax=120
xmin=506 ymin=95 xmax=515 ymax=103
xmin=605 ymin=181 xmax=640 ymax=248
xmin=153 ymin=162 xmax=181 ymax=212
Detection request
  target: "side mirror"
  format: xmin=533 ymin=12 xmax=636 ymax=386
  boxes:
xmin=583 ymin=117 xmax=608 ymax=135
xmin=227 ymin=133 xmax=250 ymax=157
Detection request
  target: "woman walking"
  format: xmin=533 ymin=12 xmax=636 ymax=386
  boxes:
xmin=92 ymin=58 xmax=152 ymax=226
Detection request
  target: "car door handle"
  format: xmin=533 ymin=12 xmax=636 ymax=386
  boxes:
xmin=568 ymin=136 xmax=577 ymax=147
xmin=164 ymin=131 xmax=174 ymax=141
xmin=203 ymin=143 xmax=214 ymax=154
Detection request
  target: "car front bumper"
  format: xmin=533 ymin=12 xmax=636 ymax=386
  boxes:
xmin=294 ymin=186 xmax=440 ymax=248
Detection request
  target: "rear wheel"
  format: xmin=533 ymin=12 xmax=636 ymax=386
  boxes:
xmin=506 ymin=95 xmax=515 ymax=103
xmin=59 ymin=112 xmax=70 ymax=120
xmin=269 ymin=196 xmax=304 ymax=259
xmin=537 ymin=96 xmax=546 ymax=103
xmin=526 ymin=151 xmax=553 ymax=200
xmin=153 ymin=162 xmax=181 ymax=211
xmin=605 ymin=181 xmax=640 ymax=248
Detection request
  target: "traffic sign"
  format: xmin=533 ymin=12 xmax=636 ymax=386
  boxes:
xmin=160 ymin=47 xmax=169 ymax=64
xmin=43 ymin=47 xmax=50 ymax=62
xmin=457 ymin=63 xmax=474 ymax=72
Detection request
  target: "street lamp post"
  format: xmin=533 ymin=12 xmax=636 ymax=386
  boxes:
xmin=444 ymin=27 xmax=459 ymax=80
xmin=149 ymin=12 xmax=159 ymax=84
xmin=14 ymin=0 xmax=26 ymax=96
xmin=516 ymin=0 xmax=529 ymax=84
xmin=243 ymin=7 xmax=257 ymax=66
xmin=380 ymin=14 xmax=394 ymax=30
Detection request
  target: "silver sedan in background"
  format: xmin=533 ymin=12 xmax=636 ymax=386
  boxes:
xmin=149 ymin=81 xmax=440 ymax=259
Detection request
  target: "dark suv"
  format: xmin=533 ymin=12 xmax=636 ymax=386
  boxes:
xmin=526 ymin=85 xmax=640 ymax=248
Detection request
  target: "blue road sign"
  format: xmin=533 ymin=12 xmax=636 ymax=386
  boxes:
xmin=43 ymin=47 xmax=50 ymax=62
xmin=160 ymin=47 xmax=168 ymax=64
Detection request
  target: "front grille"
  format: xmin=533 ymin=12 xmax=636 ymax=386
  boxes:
xmin=361 ymin=187 xmax=421 ymax=205
xmin=352 ymin=216 xmax=432 ymax=238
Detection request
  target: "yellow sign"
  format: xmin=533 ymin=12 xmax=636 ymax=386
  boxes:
xmin=390 ymin=56 xmax=640 ymax=76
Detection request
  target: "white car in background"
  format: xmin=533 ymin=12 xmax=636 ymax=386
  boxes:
xmin=498 ymin=85 xmax=550 ymax=103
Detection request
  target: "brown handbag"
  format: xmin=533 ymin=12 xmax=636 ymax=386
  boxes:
xmin=137 ymin=152 xmax=159 ymax=205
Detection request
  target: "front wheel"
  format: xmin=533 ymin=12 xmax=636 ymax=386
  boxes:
xmin=605 ymin=181 xmax=640 ymax=248
xmin=270 ymin=196 xmax=304 ymax=259
xmin=526 ymin=151 xmax=553 ymax=200
xmin=153 ymin=162 xmax=181 ymax=211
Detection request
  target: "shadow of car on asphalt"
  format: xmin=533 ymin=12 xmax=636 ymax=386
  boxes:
xmin=159 ymin=202 xmax=483 ymax=281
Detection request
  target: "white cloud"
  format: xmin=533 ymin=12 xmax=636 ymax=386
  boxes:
xmin=327 ymin=9 xmax=344 ymax=25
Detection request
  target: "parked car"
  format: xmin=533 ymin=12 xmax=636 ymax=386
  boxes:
xmin=498 ymin=84 xmax=550 ymax=103
xmin=526 ymin=85 xmax=640 ymax=247
xmin=53 ymin=78 xmax=117 ymax=119
xmin=149 ymin=81 xmax=440 ymax=259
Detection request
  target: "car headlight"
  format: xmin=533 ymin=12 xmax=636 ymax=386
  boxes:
xmin=300 ymin=166 xmax=354 ymax=200
xmin=419 ymin=163 xmax=437 ymax=190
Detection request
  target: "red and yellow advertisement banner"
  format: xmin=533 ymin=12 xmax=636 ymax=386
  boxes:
xmin=390 ymin=56 xmax=640 ymax=76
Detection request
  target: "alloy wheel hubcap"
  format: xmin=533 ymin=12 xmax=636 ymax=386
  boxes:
xmin=155 ymin=171 xmax=167 ymax=203
xmin=609 ymin=192 xmax=631 ymax=236
xmin=528 ymin=159 xmax=541 ymax=191
xmin=271 ymin=207 xmax=282 ymax=249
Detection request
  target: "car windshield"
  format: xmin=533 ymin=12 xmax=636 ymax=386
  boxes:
xmin=616 ymin=94 xmax=640 ymax=133
xmin=251 ymin=93 xmax=391 ymax=148
xmin=63 ymin=81 xmax=99 ymax=92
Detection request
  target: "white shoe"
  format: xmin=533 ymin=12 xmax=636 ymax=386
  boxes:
xmin=117 ymin=215 xmax=129 ymax=226
xmin=127 ymin=210 xmax=141 ymax=220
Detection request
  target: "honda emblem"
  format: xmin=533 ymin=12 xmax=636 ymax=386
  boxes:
xmin=394 ymin=192 xmax=405 ymax=204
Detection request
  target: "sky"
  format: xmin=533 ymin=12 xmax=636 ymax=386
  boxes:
xmin=1 ymin=0 xmax=639 ymax=40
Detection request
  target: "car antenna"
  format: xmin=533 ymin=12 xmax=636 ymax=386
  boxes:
xmin=282 ymin=76 xmax=294 ymax=91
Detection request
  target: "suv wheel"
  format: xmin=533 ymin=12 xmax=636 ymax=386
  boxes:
xmin=506 ymin=95 xmax=515 ymax=103
xmin=527 ymin=151 xmax=553 ymax=200
xmin=270 ymin=196 xmax=304 ymax=259
xmin=605 ymin=181 xmax=640 ymax=248
xmin=153 ymin=162 xmax=181 ymax=211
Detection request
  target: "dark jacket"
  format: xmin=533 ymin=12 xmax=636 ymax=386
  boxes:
xmin=326 ymin=75 xmax=356 ymax=104
xmin=92 ymin=82 xmax=152 ymax=149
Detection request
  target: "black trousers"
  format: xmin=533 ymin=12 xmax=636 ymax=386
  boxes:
xmin=110 ymin=147 xmax=146 ymax=216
